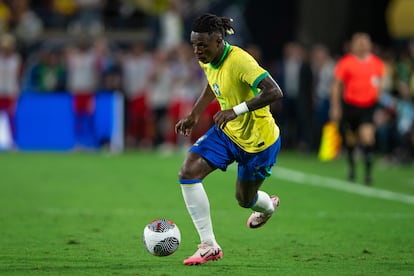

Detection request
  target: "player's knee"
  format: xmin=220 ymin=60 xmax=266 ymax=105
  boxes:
xmin=237 ymin=199 xmax=251 ymax=208
xmin=178 ymin=165 xmax=197 ymax=181
xmin=345 ymin=131 xmax=357 ymax=145
xmin=360 ymin=132 xmax=375 ymax=145
xmin=235 ymin=194 xmax=251 ymax=208
xmin=178 ymin=167 xmax=189 ymax=181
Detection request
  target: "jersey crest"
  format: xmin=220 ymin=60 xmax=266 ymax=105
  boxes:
xmin=212 ymin=83 xmax=221 ymax=96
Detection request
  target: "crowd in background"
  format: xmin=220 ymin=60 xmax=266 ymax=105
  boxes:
xmin=0 ymin=0 xmax=412 ymax=164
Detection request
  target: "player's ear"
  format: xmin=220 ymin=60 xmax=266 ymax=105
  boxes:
xmin=214 ymin=32 xmax=223 ymax=45
xmin=216 ymin=36 xmax=223 ymax=46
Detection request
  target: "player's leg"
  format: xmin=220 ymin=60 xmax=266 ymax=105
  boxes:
xmin=236 ymin=137 xmax=281 ymax=229
xmin=179 ymin=151 xmax=217 ymax=244
xmin=359 ymin=122 xmax=376 ymax=185
xmin=342 ymin=103 xmax=359 ymax=181
xmin=179 ymin=127 xmax=232 ymax=265
xmin=179 ymin=152 xmax=223 ymax=265
xmin=344 ymin=128 xmax=358 ymax=181
xmin=236 ymin=178 xmax=280 ymax=228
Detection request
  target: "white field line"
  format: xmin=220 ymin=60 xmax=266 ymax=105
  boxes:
xmin=273 ymin=166 xmax=414 ymax=205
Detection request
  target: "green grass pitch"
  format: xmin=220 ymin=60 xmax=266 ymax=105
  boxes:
xmin=0 ymin=150 xmax=413 ymax=275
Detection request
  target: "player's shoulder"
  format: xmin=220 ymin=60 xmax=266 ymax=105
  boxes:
xmin=228 ymin=45 xmax=260 ymax=69
xmin=369 ymin=54 xmax=385 ymax=72
xmin=338 ymin=53 xmax=355 ymax=63
xmin=336 ymin=53 xmax=361 ymax=69
xmin=228 ymin=45 xmax=252 ymax=60
xmin=369 ymin=54 xmax=384 ymax=64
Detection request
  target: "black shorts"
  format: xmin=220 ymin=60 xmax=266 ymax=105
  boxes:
xmin=341 ymin=102 xmax=375 ymax=132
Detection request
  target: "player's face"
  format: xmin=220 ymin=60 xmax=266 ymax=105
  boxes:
xmin=351 ymin=33 xmax=372 ymax=55
xmin=190 ymin=31 xmax=222 ymax=64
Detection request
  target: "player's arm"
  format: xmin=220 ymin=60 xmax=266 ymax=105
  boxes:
xmin=244 ymin=75 xmax=283 ymax=111
xmin=189 ymin=84 xmax=216 ymax=120
xmin=330 ymin=77 xmax=343 ymax=122
xmin=213 ymin=75 xmax=283 ymax=128
xmin=175 ymin=84 xmax=216 ymax=136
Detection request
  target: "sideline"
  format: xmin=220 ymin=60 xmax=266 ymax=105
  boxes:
xmin=273 ymin=167 xmax=414 ymax=205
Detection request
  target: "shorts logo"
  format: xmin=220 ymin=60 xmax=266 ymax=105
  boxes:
xmin=194 ymin=134 xmax=207 ymax=146
xmin=213 ymin=83 xmax=221 ymax=96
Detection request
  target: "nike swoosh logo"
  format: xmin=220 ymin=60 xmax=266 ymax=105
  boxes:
xmin=200 ymin=248 xmax=221 ymax=258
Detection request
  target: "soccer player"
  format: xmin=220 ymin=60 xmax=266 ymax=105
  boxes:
xmin=330 ymin=32 xmax=385 ymax=185
xmin=175 ymin=14 xmax=283 ymax=265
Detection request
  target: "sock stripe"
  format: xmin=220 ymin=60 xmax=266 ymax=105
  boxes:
xmin=179 ymin=179 xmax=202 ymax=184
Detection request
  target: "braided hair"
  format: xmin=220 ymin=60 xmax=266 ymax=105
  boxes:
xmin=192 ymin=13 xmax=234 ymax=37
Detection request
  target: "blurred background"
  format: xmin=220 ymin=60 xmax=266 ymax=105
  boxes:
xmin=0 ymin=0 xmax=412 ymax=164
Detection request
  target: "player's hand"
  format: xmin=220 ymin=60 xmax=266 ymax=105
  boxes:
xmin=175 ymin=115 xmax=197 ymax=136
xmin=213 ymin=109 xmax=237 ymax=129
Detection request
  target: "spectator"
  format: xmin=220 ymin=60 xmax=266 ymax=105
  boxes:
xmin=310 ymin=44 xmax=335 ymax=150
xmin=10 ymin=0 xmax=43 ymax=56
xmin=392 ymin=44 xmax=414 ymax=162
xmin=407 ymin=39 xmax=414 ymax=96
xmin=0 ymin=33 xmax=22 ymax=139
xmin=92 ymin=36 xmax=119 ymax=91
xmin=65 ymin=38 xmax=99 ymax=147
xmin=49 ymin=0 xmax=77 ymax=28
xmin=68 ymin=0 xmax=104 ymax=36
xmin=25 ymin=47 xmax=66 ymax=92
xmin=156 ymin=0 xmax=184 ymax=50
xmin=0 ymin=0 xmax=11 ymax=34
xmin=394 ymin=79 xmax=414 ymax=163
xmin=148 ymin=48 xmax=175 ymax=148
xmin=274 ymin=42 xmax=313 ymax=150
xmin=374 ymin=48 xmax=398 ymax=162
xmin=373 ymin=45 xmax=414 ymax=164
xmin=120 ymin=41 xmax=154 ymax=148
xmin=163 ymin=42 xmax=205 ymax=150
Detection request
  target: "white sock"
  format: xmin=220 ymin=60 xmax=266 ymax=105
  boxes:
xmin=181 ymin=183 xmax=217 ymax=245
xmin=251 ymin=191 xmax=274 ymax=214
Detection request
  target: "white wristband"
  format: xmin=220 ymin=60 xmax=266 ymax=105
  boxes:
xmin=233 ymin=102 xmax=249 ymax=116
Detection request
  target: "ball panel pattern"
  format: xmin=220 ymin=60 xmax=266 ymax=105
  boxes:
xmin=147 ymin=219 xmax=175 ymax=233
xmin=153 ymin=237 xmax=180 ymax=256
xmin=143 ymin=218 xmax=181 ymax=257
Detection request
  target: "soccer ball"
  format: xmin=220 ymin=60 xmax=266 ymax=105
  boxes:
xmin=143 ymin=219 xmax=181 ymax=256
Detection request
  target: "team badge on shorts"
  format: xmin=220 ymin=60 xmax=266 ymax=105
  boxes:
xmin=194 ymin=135 xmax=207 ymax=146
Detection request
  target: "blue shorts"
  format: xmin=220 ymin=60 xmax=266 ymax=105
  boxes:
xmin=189 ymin=126 xmax=281 ymax=181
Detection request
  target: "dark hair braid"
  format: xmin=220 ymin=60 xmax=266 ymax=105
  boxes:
xmin=192 ymin=13 xmax=234 ymax=37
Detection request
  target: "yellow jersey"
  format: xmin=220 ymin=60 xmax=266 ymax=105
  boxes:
xmin=199 ymin=43 xmax=280 ymax=153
